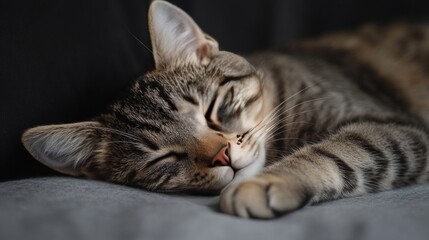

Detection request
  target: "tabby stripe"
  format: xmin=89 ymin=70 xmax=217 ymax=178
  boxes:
xmin=268 ymin=67 xmax=289 ymax=158
xmin=344 ymin=133 xmax=388 ymax=192
xmin=109 ymin=114 xmax=160 ymax=150
xmin=114 ymin=111 xmax=142 ymax=129
xmin=292 ymin=83 xmax=307 ymax=124
xmin=286 ymin=47 xmax=408 ymax=111
xmin=139 ymin=122 xmax=163 ymax=134
xmin=145 ymin=80 xmax=178 ymax=111
xmin=243 ymin=90 xmax=263 ymax=108
xmin=335 ymin=116 xmax=425 ymax=132
xmin=145 ymin=152 xmax=176 ymax=169
xmin=273 ymin=109 xmax=288 ymax=159
xmin=294 ymin=84 xmax=316 ymax=143
xmin=113 ymin=115 xmax=162 ymax=150
xmin=312 ymin=147 xmax=358 ymax=194
xmin=86 ymin=161 xmax=110 ymax=180
xmin=323 ymin=188 xmax=338 ymax=200
xmin=165 ymin=164 xmax=181 ymax=178
xmin=142 ymin=138 xmax=160 ymax=151
xmin=126 ymin=169 xmax=137 ymax=183
xmin=407 ymin=133 xmax=428 ymax=183
xmin=183 ymin=95 xmax=199 ymax=106
xmin=228 ymin=87 xmax=235 ymax=105
xmin=205 ymin=92 xmax=217 ymax=121
xmin=219 ymin=74 xmax=254 ymax=86
xmin=297 ymin=114 xmax=317 ymax=142
xmin=156 ymin=175 xmax=173 ymax=189
xmin=148 ymin=167 xmax=172 ymax=186
xmin=385 ymin=136 xmax=409 ymax=187
xmin=114 ymin=111 xmax=163 ymax=133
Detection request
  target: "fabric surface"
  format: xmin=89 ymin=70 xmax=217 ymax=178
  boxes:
xmin=1 ymin=177 xmax=428 ymax=240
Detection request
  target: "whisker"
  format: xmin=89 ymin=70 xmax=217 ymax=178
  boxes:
xmin=253 ymin=97 xmax=328 ymax=140
xmin=245 ymin=100 xmax=324 ymax=144
xmin=266 ymin=137 xmax=305 ymax=144
xmin=264 ymin=140 xmax=305 ymax=158
xmin=128 ymin=30 xmax=153 ymax=54
xmin=244 ymin=87 xmax=324 ymax=141
xmin=262 ymin=108 xmax=317 ymax=134
xmin=103 ymin=141 xmax=142 ymax=146
xmin=256 ymin=83 xmax=320 ymax=126
xmin=239 ymin=84 xmax=319 ymax=141
xmin=255 ymin=120 xmax=308 ymax=146
xmin=265 ymin=121 xmax=312 ymax=141
xmin=89 ymin=126 xmax=143 ymax=143
xmin=263 ymin=109 xmax=316 ymax=135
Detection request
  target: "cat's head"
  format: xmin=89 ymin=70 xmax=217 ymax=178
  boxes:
xmin=22 ymin=1 xmax=268 ymax=193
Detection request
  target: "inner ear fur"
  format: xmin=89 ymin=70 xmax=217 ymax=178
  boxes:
xmin=21 ymin=121 xmax=102 ymax=176
xmin=148 ymin=0 xmax=219 ymax=69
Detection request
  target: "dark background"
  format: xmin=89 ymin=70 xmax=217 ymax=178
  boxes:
xmin=1 ymin=0 xmax=428 ymax=181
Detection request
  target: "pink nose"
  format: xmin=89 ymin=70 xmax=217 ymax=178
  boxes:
xmin=211 ymin=146 xmax=230 ymax=167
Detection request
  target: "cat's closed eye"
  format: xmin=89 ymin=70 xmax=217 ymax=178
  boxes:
xmin=204 ymin=91 xmax=231 ymax=132
xmin=146 ymin=152 xmax=187 ymax=168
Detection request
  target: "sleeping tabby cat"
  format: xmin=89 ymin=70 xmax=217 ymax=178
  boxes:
xmin=22 ymin=0 xmax=429 ymax=218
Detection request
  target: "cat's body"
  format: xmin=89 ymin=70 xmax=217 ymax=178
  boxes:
xmin=255 ymin=22 xmax=429 ymax=163
xmin=22 ymin=1 xmax=429 ymax=218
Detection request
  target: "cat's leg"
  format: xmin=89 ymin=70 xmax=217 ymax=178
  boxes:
xmin=220 ymin=119 xmax=429 ymax=218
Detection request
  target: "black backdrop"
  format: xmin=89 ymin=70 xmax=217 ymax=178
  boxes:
xmin=1 ymin=0 xmax=428 ymax=181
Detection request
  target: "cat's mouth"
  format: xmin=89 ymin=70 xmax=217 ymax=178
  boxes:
xmin=227 ymin=144 xmax=266 ymax=184
xmin=230 ymin=160 xmax=263 ymax=183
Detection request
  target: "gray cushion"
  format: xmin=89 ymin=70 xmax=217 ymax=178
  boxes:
xmin=1 ymin=177 xmax=428 ymax=240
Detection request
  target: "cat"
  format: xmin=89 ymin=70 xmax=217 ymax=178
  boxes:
xmin=22 ymin=0 xmax=429 ymax=219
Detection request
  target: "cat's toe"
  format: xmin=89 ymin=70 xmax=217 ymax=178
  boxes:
xmin=220 ymin=180 xmax=275 ymax=218
xmin=219 ymin=174 xmax=312 ymax=219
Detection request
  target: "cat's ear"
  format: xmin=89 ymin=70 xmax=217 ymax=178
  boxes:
xmin=148 ymin=0 xmax=218 ymax=69
xmin=21 ymin=121 xmax=101 ymax=176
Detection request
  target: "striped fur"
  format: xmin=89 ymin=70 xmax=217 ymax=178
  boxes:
xmin=220 ymin=23 xmax=429 ymax=218
xmin=22 ymin=1 xmax=429 ymax=218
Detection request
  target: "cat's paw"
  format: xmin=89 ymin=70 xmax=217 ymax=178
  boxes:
xmin=219 ymin=174 xmax=312 ymax=218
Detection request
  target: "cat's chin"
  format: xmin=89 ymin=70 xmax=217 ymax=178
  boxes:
xmin=210 ymin=155 xmax=265 ymax=192
xmin=208 ymin=166 xmax=235 ymax=192
xmin=230 ymin=155 xmax=265 ymax=184
xmin=228 ymin=145 xmax=266 ymax=185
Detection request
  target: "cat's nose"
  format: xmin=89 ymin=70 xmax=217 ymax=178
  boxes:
xmin=211 ymin=145 xmax=230 ymax=167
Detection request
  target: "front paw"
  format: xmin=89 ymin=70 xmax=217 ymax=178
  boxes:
xmin=219 ymin=174 xmax=313 ymax=218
